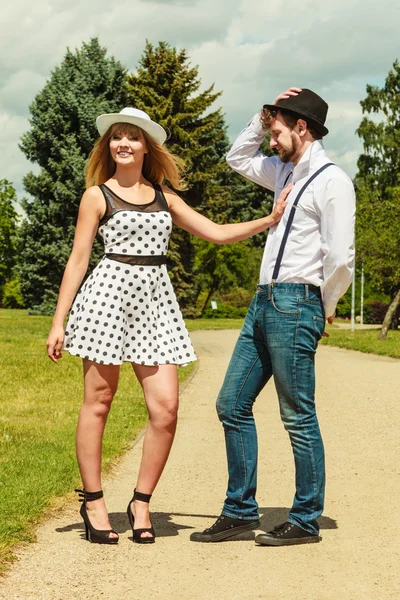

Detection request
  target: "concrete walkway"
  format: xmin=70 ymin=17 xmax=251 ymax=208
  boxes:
xmin=1 ymin=330 xmax=399 ymax=600
xmin=335 ymin=322 xmax=381 ymax=330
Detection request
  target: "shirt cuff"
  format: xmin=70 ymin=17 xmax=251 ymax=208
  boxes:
xmin=323 ymin=300 xmax=337 ymax=320
xmin=321 ymin=287 xmax=341 ymax=319
xmin=247 ymin=114 xmax=266 ymax=137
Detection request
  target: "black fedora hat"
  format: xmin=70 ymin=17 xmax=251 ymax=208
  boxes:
xmin=263 ymin=89 xmax=329 ymax=136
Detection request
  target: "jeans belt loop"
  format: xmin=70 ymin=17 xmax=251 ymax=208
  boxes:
xmin=267 ymin=283 xmax=272 ymax=300
xmin=305 ymin=284 xmax=309 ymax=301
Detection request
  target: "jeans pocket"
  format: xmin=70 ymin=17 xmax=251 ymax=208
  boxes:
xmin=312 ymin=315 xmax=326 ymax=340
xmin=271 ymin=293 xmax=299 ymax=315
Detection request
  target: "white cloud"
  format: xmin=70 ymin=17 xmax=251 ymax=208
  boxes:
xmin=0 ymin=70 xmax=47 ymax=115
xmin=0 ymin=110 xmax=37 ymax=201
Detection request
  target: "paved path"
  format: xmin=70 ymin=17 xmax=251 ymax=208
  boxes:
xmin=335 ymin=322 xmax=381 ymax=330
xmin=1 ymin=331 xmax=399 ymax=600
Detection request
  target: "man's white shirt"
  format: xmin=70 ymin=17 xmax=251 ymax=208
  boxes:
xmin=226 ymin=115 xmax=355 ymax=318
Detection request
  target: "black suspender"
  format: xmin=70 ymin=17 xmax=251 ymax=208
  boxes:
xmin=283 ymin=170 xmax=293 ymax=187
xmin=271 ymin=163 xmax=335 ymax=283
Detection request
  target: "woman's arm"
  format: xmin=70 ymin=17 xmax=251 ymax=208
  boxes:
xmin=46 ymin=187 xmax=104 ymax=362
xmin=165 ymin=184 xmax=293 ymax=244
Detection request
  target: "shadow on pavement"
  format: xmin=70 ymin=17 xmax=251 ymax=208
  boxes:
xmin=56 ymin=511 xmax=195 ymax=539
xmin=56 ymin=508 xmax=337 ymax=541
xmin=258 ymin=507 xmax=337 ymax=531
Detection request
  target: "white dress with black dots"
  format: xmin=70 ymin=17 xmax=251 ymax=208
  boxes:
xmin=63 ymin=184 xmax=197 ymax=366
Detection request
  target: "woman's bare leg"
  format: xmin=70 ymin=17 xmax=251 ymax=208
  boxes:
xmin=76 ymin=360 xmax=120 ymax=537
xmin=130 ymin=363 xmax=179 ymax=537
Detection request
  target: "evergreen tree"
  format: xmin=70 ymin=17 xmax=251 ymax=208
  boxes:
xmin=18 ymin=38 xmax=126 ymax=312
xmin=125 ymin=41 xmax=236 ymax=313
xmin=0 ymin=180 xmax=19 ymax=301
xmin=356 ymin=60 xmax=400 ymax=338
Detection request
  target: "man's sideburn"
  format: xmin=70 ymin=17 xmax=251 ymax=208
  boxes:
xmin=280 ymin=131 xmax=301 ymax=164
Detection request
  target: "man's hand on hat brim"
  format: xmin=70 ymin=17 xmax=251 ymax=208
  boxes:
xmin=273 ymin=87 xmax=302 ymax=105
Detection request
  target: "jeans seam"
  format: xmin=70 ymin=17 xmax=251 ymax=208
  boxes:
xmin=271 ymin=294 xmax=299 ymax=315
xmin=308 ymin=330 xmax=320 ymax=516
xmin=293 ymin=301 xmax=300 ymax=414
xmin=292 ymin=307 xmax=319 ymax=525
xmin=232 ymin=348 xmax=267 ymax=513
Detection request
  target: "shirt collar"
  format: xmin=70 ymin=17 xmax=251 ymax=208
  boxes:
xmin=292 ymin=140 xmax=326 ymax=183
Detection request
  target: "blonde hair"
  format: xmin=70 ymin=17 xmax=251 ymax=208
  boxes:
xmin=85 ymin=122 xmax=187 ymax=190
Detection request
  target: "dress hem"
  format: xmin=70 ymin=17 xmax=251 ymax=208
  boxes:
xmin=64 ymin=347 xmax=197 ymax=367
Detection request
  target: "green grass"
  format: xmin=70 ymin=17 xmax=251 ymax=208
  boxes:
xmin=185 ymin=318 xmax=343 ymax=331
xmin=0 ymin=309 xmax=193 ymax=570
xmin=185 ymin=318 xmax=244 ymax=331
xmin=321 ymin=328 xmax=400 ymax=359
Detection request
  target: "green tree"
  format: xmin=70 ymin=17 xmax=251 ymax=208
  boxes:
xmin=18 ymin=38 xmax=126 ymax=313
xmin=2 ymin=278 xmax=24 ymax=308
xmin=0 ymin=179 xmax=19 ymax=304
xmin=356 ymin=60 xmax=400 ymax=339
xmin=194 ymin=240 xmax=263 ymax=315
xmin=125 ymin=41 xmax=240 ymax=313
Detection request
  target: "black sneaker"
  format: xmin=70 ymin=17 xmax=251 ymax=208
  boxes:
xmin=190 ymin=515 xmax=260 ymax=543
xmin=255 ymin=522 xmax=321 ymax=546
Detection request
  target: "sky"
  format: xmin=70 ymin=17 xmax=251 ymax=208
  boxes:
xmin=1 ymin=0 xmax=399 ymax=201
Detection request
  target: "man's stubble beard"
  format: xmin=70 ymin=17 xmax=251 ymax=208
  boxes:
xmin=279 ymin=132 xmax=301 ymax=164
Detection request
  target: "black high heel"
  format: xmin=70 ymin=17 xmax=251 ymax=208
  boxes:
xmin=75 ymin=489 xmax=119 ymax=544
xmin=127 ymin=489 xmax=155 ymax=544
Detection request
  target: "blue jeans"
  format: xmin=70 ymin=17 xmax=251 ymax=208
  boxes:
xmin=216 ymin=283 xmax=326 ymax=535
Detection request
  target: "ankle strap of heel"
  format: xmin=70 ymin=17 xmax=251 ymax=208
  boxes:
xmin=133 ymin=488 xmax=152 ymax=503
xmin=75 ymin=488 xmax=104 ymax=502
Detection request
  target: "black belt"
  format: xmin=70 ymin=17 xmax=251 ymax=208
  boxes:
xmin=104 ymin=254 xmax=167 ymax=266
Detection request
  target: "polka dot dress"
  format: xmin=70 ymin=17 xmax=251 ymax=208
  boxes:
xmin=63 ymin=184 xmax=197 ymax=366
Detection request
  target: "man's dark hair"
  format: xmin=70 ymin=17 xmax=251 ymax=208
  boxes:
xmin=260 ymin=107 xmax=322 ymax=141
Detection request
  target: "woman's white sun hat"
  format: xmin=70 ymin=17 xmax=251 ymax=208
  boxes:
xmin=96 ymin=107 xmax=167 ymax=145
